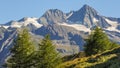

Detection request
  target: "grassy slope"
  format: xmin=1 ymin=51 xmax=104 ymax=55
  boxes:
xmin=60 ymin=47 xmax=120 ymax=68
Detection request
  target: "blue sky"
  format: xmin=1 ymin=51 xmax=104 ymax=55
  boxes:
xmin=0 ymin=0 xmax=120 ymax=24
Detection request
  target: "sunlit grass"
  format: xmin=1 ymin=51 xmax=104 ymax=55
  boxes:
xmin=60 ymin=47 xmax=120 ymax=68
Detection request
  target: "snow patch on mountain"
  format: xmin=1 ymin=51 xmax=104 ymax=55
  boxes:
xmin=105 ymin=27 xmax=120 ymax=33
xmin=2 ymin=17 xmax=43 ymax=28
xmin=10 ymin=21 xmax=22 ymax=28
xmin=58 ymin=23 xmax=90 ymax=32
xmin=105 ymin=18 xmax=118 ymax=27
xmin=105 ymin=18 xmax=120 ymax=32
xmin=93 ymin=18 xmax=98 ymax=23
xmin=2 ymin=26 xmax=9 ymax=29
xmin=23 ymin=18 xmax=42 ymax=28
xmin=66 ymin=12 xmax=73 ymax=19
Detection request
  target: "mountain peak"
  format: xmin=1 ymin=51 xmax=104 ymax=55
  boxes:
xmin=83 ymin=4 xmax=92 ymax=9
xmin=67 ymin=4 xmax=98 ymax=23
xmin=79 ymin=4 xmax=98 ymax=15
xmin=48 ymin=9 xmax=61 ymax=12
xmin=43 ymin=9 xmax=64 ymax=16
xmin=42 ymin=9 xmax=66 ymax=23
xmin=18 ymin=17 xmax=29 ymax=22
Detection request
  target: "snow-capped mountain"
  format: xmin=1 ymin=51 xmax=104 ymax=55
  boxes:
xmin=67 ymin=5 xmax=111 ymax=28
xmin=1 ymin=4 xmax=120 ymax=66
xmin=41 ymin=9 xmax=67 ymax=24
xmin=4 ymin=17 xmax=42 ymax=28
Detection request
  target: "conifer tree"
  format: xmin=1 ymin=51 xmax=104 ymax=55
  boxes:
xmin=5 ymin=29 xmax=35 ymax=68
xmin=34 ymin=35 xmax=62 ymax=68
xmin=84 ymin=27 xmax=118 ymax=56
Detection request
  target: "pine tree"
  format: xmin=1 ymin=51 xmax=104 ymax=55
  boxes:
xmin=5 ymin=29 xmax=35 ymax=68
xmin=84 ymin=27 xmax=118 ymax=56
xmin=34 ymin=35 xmax=62 ymax=68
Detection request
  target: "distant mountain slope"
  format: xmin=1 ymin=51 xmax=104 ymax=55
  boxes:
xmin=0 ymin=29 xmax=17 ymax=66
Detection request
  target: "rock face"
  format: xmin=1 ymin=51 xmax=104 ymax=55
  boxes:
xmin=41 ymin=9 xmax=66 ymax=24
xmin=1 ymin=4 xmax=120 ymax=66
xmin=67 ymin=5 xmax=110 ymax=28
xmin=35 ymin=24 xmax=85 ymax=48
xmin=0 ymin=28 xmax=17 ymax=65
